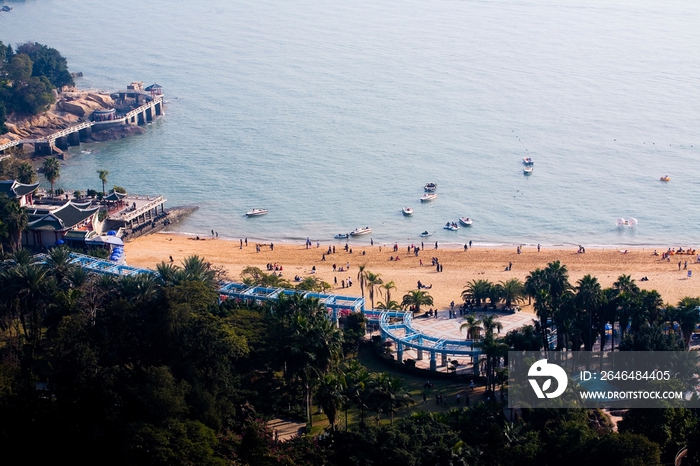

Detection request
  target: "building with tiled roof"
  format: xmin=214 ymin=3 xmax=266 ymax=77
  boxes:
xmin=23 ymin=201 xmax=100 ymax=248
xmin=0 ymin=180 xmax=40 ymax=206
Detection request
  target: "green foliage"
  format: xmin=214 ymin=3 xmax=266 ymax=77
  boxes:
xmin=0 ymin=41 xmax=70 ymax=117
xmin=112 ymin=185 xmax=126 ymax=194
xmin=42 ymin=156 xmax=60 ymax=194
xmin=16 ymin=41 xmax=74 ymax=88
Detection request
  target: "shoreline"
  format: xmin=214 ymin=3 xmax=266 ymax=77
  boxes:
xmin=157 ymin=229 xmax=688 ymax=252
xmin=126 ymin=232 xmax=699 ymax=308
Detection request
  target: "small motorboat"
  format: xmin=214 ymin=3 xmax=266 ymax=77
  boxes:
xmin=350 ymin=226 xmax=372 ymax=236
xmin=424 ymin=182 xmax=437 ymax=192
xmin=420 ymin=193 xmax=438 ymax=202
xmin=444 ymin=222 xmax=460 ymax=231
xmin=334 ymin=233 xmax=349 ymax=239
xmin=419 ymin=231 xmax=434 ymax=237
xmin=660 ymin=175 xmax=670 ymax=182
xmin=459 ymin=217 xmax=473 ymax=226
xmin=616 ymin=217 xmax=638 ymax=227
xmin=402 ymin=207 xmax=414 ymax=216
xmin=246 ymin=208 xmax=268 ymax=217
xmin=523 ymin=157 xmax=534 ymax=165
xmin=523 ymin=166 xmax=533 ymax=175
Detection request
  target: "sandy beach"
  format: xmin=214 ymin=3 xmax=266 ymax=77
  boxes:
xmin=124 ymin=233 xmax=700 ymax=309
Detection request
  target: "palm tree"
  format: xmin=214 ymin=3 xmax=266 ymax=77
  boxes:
xmin=379 ymin=374 xmax=413 ymax=425
xmin=460 ymin=313 xmax=482 ymax=340
xmin=316 ymin=372 xmax=346 ymax=430
xmin=481 ymin=314 xmax=503 ymax=338
xmin=381 ymin=280 xmax=397 ymax=303
xmin=42 ymin=156 xmax=60 ymax=196
xmin=363 ymin=271 xmax=383 ymax=309
xmin=478 ymin=335 xmax=510 ymax=391
xmin=576 ymin=275 xmax=602 ymax=351
xmin=285 ymin=311 xmax=344 ymax=427
xmin=672 ymin=297 xmax=700 ymax=350
xmin=356 ymin=264 xmax=367 ymax=298
xmin=97 ymin=169 xmax=109 ymax=196
xmin=461 ymin=279 xmax=492 ymax=307
xmin=376 ymin=299 xmax=401 ymax=310
xmin=45 ymin=246 xmax=76 ymax=285
xmin=16 ymin=162 xmax=36 ymax=184
xmin=613 ymin=274 xmax=640 ymax=339
xmin=181 ymin=255 xmax=216 ymax=286
xmin=401 ymin=289 xmax=433 ymax=314
xmin=1 ymin=198 xmax=28 ymax=252
xmin=499 ymin=278 xmax=525 ymax=309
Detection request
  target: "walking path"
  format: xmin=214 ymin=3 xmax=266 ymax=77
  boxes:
xmin=267 ymin=417 xmax=306 ymax=441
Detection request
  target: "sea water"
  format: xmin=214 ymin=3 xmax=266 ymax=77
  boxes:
xmin=2 ymin=0 xmax=699 ymax=246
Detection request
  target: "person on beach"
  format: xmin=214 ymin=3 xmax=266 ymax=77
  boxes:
xmin=435 ymin=241 xmax=438 ymax=249
xmin=469 ymin=240 xmax=472 ymax=248
xmin=245 ymin=238 xmax=248 ymax=246
xmin=270 ymin=243 xmax=274 ymax=251
xmin=537 ymin=243 xmax=540 ymax=252
xmin=240 ymin=239 xmax=243 ymax=249
xmin=371 ymin=238 xmax=374 ymax=246
xmin=464 ymin=244 xmax=468 ymax=251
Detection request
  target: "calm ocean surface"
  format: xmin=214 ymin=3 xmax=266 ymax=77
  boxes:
xmin=3 ymin=0 xmax=699 ymax=246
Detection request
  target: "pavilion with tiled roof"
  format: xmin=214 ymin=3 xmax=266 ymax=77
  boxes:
xmin=0 ymin=180 xmax=40 ymax=206
xmin=23 ymin=201 xmax=100 ymax=248
xmin=144 ymin=83 xmax=163 ymax=96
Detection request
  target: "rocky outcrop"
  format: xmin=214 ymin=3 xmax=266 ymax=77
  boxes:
xmin=1 ymin=87 xmax=158 ymax=148
xmin=91 ymin=125 xmax=146 ymax=142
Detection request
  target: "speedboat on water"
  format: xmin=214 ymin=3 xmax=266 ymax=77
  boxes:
xmin=444 ymin=222 xmax=460 ymax=231
xmin=402 ymin=207 xmax=414 ymax=216
xmin=459 ymin=217 xmax=473 ymax=226
xmin=523 ymin=157 xmax=534 ymax=165
xmin=334 ymin=233 xmax=349 ymax=239
xmin=246 ymin=208 xmax=268 ymax=217
xmin=419 ymin=230 xmax=434 ymax=237
xmin=616 ymin=217 xmax=638 ymax=227
xmin=424 ymin=182 xmax=437 ymax=192
xmin=420 ymin=193 xmax=438 ymax=202
xmin=523 ymin=166 xmax=533 ymax=175
xmin=350 ymin=226 xmax=372 ymax=236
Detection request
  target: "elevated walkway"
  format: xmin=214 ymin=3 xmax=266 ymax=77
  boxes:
xmin=66 ymin=253 xmax=481 ymax=372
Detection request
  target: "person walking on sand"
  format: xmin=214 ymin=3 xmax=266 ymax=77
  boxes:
xmin=435 ymin=241 xmax=438 ymax=249
xmin=537 ymin=243 xmax=540 ymax=252
xmin=245 ymin=237 xmax=248 ymax=246
xmin=679 ymin=261 xmax=682 ymax=270
xmin=240 ymin=239 xmax=243 ymax=249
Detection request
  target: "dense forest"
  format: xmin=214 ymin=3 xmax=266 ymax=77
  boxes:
xmin=0 ymin=40 xmax=73 ymax=132
xmin=0 ymin=244 xmax=699 ymax=465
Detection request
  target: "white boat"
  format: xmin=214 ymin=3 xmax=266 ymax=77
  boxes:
xmin=246 ymin=208 xmax=268 ymax=217
xmin=350 ymin=226 xmax=372 ymax=236
xmin=444 ymin=222 xmax=460 ymax=231
xmin=402 ymin=207 xmax=414 ymax=216
xmin=459 ymin=217 xmax=473 ymax=226
xmin=424 ymin=182 xmax=437 ymax=192
xmin=523 ymin=157 xmax=534 ymax=165
xmin=616 ymin=217 xmax=638 ymax=227
xmin=419 ymin=230 xmax=434 ymax=237
xmin=334 ymin=233 xmax=349 ymax=239
xmin=523 ymin=166 xmax=533 ymax=175
xmin=420 ymin=193 xmax=438 ymax=202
